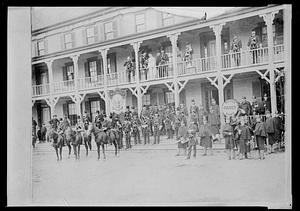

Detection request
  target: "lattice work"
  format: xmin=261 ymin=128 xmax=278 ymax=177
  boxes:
xmin=255 ymin=69 xmax=270 ymax=84
xmin=222 ymin=74 xmax=234 ymax=87
xmin=141 ymin=85 xmax=150 ymax=96
xmin=178 ymin=80 xmax=188 ymax=93
xmin=164 ymin=82 xmax=175 ymax=93
xmin=206 ymin=76 xmax=218 ymax=89
xmin=129 ymin=87 xmax=138 ymax=97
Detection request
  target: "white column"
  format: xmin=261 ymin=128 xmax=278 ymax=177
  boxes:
xmin=211 ymin=23 xmax=225 ymax=125
xmin=46 ymin=60 xmax=55 ymax=116
xmin=71 ymin=55 xmax=81 ymax=117
xmin=131 ymin=42 xmax=142 ymax=114
xmin=260 ymin=11 xmax=279 ymax=114
xmin=99 ymin=48 xmax=110 ymax=115
xmin=167 ymin=33 xmax=180 ymax=109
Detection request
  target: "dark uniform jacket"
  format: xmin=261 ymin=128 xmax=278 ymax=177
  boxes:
xmin=124 ymin=60 xmax=134 ymax=73
xmin=231 ymin=39 xmax=242 ymax=52
xmin=239 ymin=101 xmax=252 ymax=116
xmin=254 ymin=122 xmax=267 ymax=137
xmin=247 ymin=35 xmax=260 ymax=49
xmin=265 ymin=117 xmax=276 ymax=134
xmin=252 ymin=100 xmax=264 ymax=114
xmin=159 ymin=53 xmax=169 ymax=65
xmin=237 ymin=125 xmax=252 ymax=140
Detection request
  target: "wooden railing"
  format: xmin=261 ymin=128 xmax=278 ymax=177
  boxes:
xmin=52 ymin=79 xmax=75 ymax=94
xmin=178 ymin=55 xmax=217 ymax=76
xmin=107 ymin=70 xmax=136 ymax=86
xmin=140 ymin=63 xmax=174 ymax=82
xmin=273 ymin=44 xmax=284 ymax=62
xmin=32 ymin=84 xmax=50 ymax=96
xmin=78 ymin=75 xmax=104 ymax=90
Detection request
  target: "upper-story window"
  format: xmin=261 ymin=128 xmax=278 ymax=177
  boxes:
xmin=86 ymin=27 xmax=96 ymax=44
xmin=89 ymin=60 xmax=98 ymax=82
xmin=66 ymin=65 xmax=74 ymax=80
xmin=104 ymin=22 xmax=114 ymax=40
xmin=37 ymin=40 xmax=45 ymax=56
xmin=163 ymin=13 xmax=174 ymax=27
xmin=135 ymin=14 xmax=146 ymax=33
xmin=64 ymin=33 xmax=73 ymax=49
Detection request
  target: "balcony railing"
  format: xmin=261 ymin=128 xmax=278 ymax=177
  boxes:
xmin=221 ymin=47 xmax=269 ymax=70
xmin=32 ymin=45 xmax=285 ymax=96
xmin=32 ymin=84 xmax=50 ymax=97
xmin=53 ymin=79 xmax=75 ymax=94
xmin=78 ymin=75 xmax=104 ymax=90
xmin=178 ymin=54 xmax=217 ymax=76
xmin=140 ymin=63 xmax=174 ymax=82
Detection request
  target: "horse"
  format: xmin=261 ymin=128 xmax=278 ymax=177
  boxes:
xmin=82 ymin=124 xmax=92 ymax=156
xmin=65 ymin=126 xmax=81 ymax=160
xmin=48 ymin=129 xmax=64 ymax=161
xmin=105 ymin=127 xmax=120 ymax=157
xmin=87 ymin=123 xmax=107 ymax=160
xmin=32 ymin=131 xmax=37 ymax=149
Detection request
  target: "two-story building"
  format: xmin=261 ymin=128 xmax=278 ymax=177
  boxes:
xmin=31 ymin=6 xmax=289 ymax=127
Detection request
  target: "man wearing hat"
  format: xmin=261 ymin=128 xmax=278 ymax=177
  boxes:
xmin=124 ymin=56 xmax=135 ymax=82
xmin=239 ymin=97 xmax=252 ymax=116
xmin=140 ymin=51 xmax=149 ymax=80
xmin=124 ymin=106 xmax=132 ymax=122
xmin=251 ymin=96 xmax=264 ymax=115
xmin=159 ymin=49 xmax=169 ymax=77
xmin=50 ymin=114 xmax=59 ymax=130
xmin=263 ymin=94 xmax=271 ymax=114
xmin=152 ymin=113 xmax=162 ymax=144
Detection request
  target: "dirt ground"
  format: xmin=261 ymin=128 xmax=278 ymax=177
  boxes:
xmin=31 ymin=137 xmax=290 ymax=207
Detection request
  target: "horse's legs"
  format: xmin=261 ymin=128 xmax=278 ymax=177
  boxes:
xmin=88 ymin=136 xmax=92 ymax=150
xmin=73 ymin=145 xmax=77 ymax=160
xmin=78 ymin=144 xmax=80 ymax=159
xmin=101 ymin=143 xmax=106 ymax=160
xmin=97 ymin=143 xmax=100 ymax=160
xmin=84 ymin=140 xmax=88 ymax=156
xmin=55 ymin=147 xmax=59 ymax=162
xmin=113 ymin=141 xmax=118 ymax=157
xmin=59 ymin=146 xmax=62 ymax=161
xmin=68 ymin=144 xmax=71 ymax=159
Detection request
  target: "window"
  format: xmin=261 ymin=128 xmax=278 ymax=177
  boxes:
xmin=142 ymin=94 xmax=150 ymax=105
xmin=135 ymin=14 xmax=145 ymax=33
xmin=163 ymin=13 xmax=174 ymax=27
xmin=89 ymin=61 xmax=97 ymax=82
xmin=86 ymin=27 xmax=95 ymax=44
xmin=165 ymin=92 xmax=174 ymax=104
xmin=64 ymin=33 xmax=73 ymax=49
xmin=37 ymin=40 xmax=45 ymax=56
xmin=104 ymin=22 xmax=114 ymax=40
xmin=90 ymin=100 xmax=101 ymax=122
xmin=66 ymin=65 xmax=74 ymax=80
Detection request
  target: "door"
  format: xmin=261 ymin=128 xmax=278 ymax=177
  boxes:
xmin=204 ymin=84 xmax=219 ymax=112
xmin=40 ymin=72 xmax=48 ymax=94
xmin=42 ymin=107 xmax=50 ymax=126
xmin=90 ymin=100 xmax=101 ymax=122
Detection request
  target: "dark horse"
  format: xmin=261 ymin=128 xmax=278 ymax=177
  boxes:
xmin=105 ymin=127 xmax=120 ymax=157
xmin=87 ymin=123 xmax=107 ymax=160
xmin=32 ymin=131 xmax=37 ymax=149
xmin=65 ymin=126 xmax=82 ymax=160
xmin=48 ymin=129 xmax=64 ymax=161
xmin=82 ymin=124 xmax=92 ymax=156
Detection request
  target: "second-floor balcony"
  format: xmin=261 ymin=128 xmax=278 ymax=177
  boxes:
xmin=32 ymin=44 xmax=285 ymax=98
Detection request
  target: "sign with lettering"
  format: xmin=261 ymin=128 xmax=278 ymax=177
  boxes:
xmin=222 ymin=99 xmax=239 ymax=117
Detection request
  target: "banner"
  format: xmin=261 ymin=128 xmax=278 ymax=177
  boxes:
xmin=109 ymin=89 xmax=126 ymax=114
xmin=222 ymin=99 xmax=239 ymax=117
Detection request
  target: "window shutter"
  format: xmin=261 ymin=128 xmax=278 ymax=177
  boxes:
xmin=96 ymin=59 xmax=101 ymax=75
xmin=84 ymin=62 xmax=90 ymax=77
xmin=82 ymin=29 xmax=87 ymax=45
xmin=60 ymin=34 xmax=65 ymax=50
xmin=62 ymin=66 xmax=67 ymax=81
xmin=63 ymin=103 xmax=68 ymax=118
xmin=44 ymin=39 xmax=48 ymax=54
xmin=112 ymin=20 xmax=118 ymax=38
xmin=99 ymin=23 xmax=105 ymax=42
xmin=71 ymin=32 xmax=76 ymax=48
xmin=94 ymin=25 xmax=99 ymax=43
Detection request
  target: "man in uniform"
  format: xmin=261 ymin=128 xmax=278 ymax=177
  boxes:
xmin=231 ymin=35 xmax=242 ymax=66
xmin=124 ymin=106 xmax=132 ymax=122
xmin=198 ymin=103 xmax=207 ymax=126
xmin=83 ymin=111 xmax=91 ymax=123
xmin=123 ymin=120 xmax=132 ymax=149
xmin=174 ymin=109 xmax=182 ymax=139
xmin=239 ymin=97 xmax=252 ymax=116
xmin=140 ymin=106 xmax=151 ymax=144
xmin=50 ymin=114 xmax=59 ymax=130
xmin=164 ymin=114 xmax=173 ymax=139
xmin=247 ymin=30 xmax=261 ymax=64
xmin=124 ymin=56 xmax=135 ymax=82
xmin=131 ymin=106 xmax=138 ymax=119
xmin=251 ymin=96 xmax=264 ymax=115
xmin=189 ymin=99 xmax=199 ymax=118
xmin=132 ymin=115 xmax=141 ymax=145
xmin=152 ymin=113 xmax=162 ymax=144
xmin=263 ymin=93 xmax=271 ymax=114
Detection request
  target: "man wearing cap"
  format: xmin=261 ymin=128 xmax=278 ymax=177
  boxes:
xmin=189 ymin=99 xmax=199 ymax=120
xmin=231 ymin=35 xmax=242 ymax=66
xmin=263 ymin=94 xmax=271 ymax=114
xmin=239 ymin=97 xmax=252 ymax=116
xmin=124 ymin=106 xmax=132 ymax=122
xmin=152 ymin=113 xmax=162 ymax=144
xmin=251 ymin=96 xmax=264 ymax=115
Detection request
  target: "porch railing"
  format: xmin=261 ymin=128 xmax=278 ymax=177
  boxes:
xmin=78 ymin=75 xmax=104 ymax=90
xmin=52 ymin=79 xmax=75 ymax=94
xmin=32 ymin=84 xmax=50 ymax=96
xmin=139 ymin=62 xmax=174 ymax=82
xmin=221 ymin=47 xmax=269 ymax=70
xmin=178 ymin=54 xmax=217 ymax=76
xmin=107 ymin=70 xmax=136 ymax=86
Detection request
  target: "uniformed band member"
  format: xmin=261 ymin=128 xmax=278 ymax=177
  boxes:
xmin=208 ymin=99 xmax=220 ymax=142
xmin=140 ymin=110 xmax=151 ymax=145
xmin=50 ymin=114 xmax=59 ymax=130
xmin=236 ymin=117 xmax=252 ymax=159
xmin=253 ymin=115 xmax=267 ymax=159
xmin=222 ymin=117 xmax=235 ymax=160
xmin=164 ymin=115 xmax=173 ymax=139
xmin=152 ymin=113 xmax=162 ymax=144
xmin=231 ymin=35 xmax=242 ymax=66
xmin=176 ymin=121 xmax=188 ymax=156
xmin=265 ymin=111 xmax=276 ymax=153
xmin=124 ymin=56 xmax=135 ymax=82
xmin=123 ymin=120 xmax=132 ymax=149
xmin=247 ymin=30 xmax=260 ymax=64
xmin=124 ymin=106 xmax=132 ymax=122
xmin=239 ymin=97 xmax=252 ymax=116
xmin=158 ymin=49 xmax=169 ymax=77
xmin=186 ymin=120 xmax=198 ymax=159
xmin=132 ymin=115 xmax=141 ymax=145
xmin=199 ymin=116 xmax=213 ymax=156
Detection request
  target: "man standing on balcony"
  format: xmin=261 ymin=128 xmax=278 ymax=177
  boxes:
xmin=247 ymin=30 xmax=260 ymax=64
xmin=152 ymin=113 xmax=162 ymax=144
xmin=231 ymin=35 xmax=242 ymax=66
xmin=184 ymin=42 xmax=193 ymax=68
xmin=124 ymin=56 xmax=135 ymax=83
xmin=140 ymin=51 xmax=149 ymax=80
xmin=159 ymin=49 xmax=169 ymax=77
xmin=148 ymin=53 xmax=156 ymax=79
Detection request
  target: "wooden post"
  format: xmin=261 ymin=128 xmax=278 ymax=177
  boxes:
xmin=260 ymin=11 xmax=279 ymax=115
xmin=71 ymin=55 xmax=81 ymax=117
xmin=210 ymin=23 xmax=225 ymax=125
xmin=46 ymin=60 xmax=55 ymax=116
xmin=131 ymin=41 xmax=142 ymax=115
xmin=99 ymin=49 xmax=110 ymax=115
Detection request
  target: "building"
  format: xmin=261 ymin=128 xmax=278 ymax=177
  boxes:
xmin=31 ymin=6 xmax=290 ymax=127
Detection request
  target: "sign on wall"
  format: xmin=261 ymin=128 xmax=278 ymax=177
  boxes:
xmin=109 ymin=89 xmax=126 ymax=114
xmin=222 ymin=99 xmax=239 ymax=117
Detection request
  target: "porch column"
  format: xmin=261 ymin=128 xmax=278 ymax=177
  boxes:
xmin=211 ymin=23 xmax=225 ymax=125
xmin=99 ymin=48 xmax=110 ymax=115
xmin=131 ymin=41 xmax=142 ymax=114
xmin=167 ymin=33 xmax=180 ymax=109
xmin=46 ymin=60 xmax=55 ymax=116
xmin=260 ymin=11 xmax=279 ymax=115
xmin=71 ymin=55 xmax=81 ymax=117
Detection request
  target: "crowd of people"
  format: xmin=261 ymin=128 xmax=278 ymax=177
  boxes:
xmin=32 ymin=93 xmax=285 ymax=160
